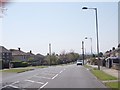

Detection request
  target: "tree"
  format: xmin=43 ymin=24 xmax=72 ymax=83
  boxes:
xmin=50 ymin=54 xmax=58 ymax=65
xmin=118 ymin=43 xmax=120 ymax=48
xmin=92 ymin=54 xmax=96 ymax=58
xmin=112 ymin=47 xmax=115 ymax=51
xmin=99 ymin=52 xmax=103 ymax=57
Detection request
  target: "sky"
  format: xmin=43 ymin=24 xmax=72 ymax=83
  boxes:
xmin=0 ymin=0 xmax=119 ymax=55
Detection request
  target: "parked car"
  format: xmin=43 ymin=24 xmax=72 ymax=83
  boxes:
xmin=76 ymin=60 xmax=83 ymax=65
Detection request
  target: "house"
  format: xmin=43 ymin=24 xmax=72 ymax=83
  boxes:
xmin=34 ymin=53 xmax=45 ymax=65
xmin=26 ymin=50 xmax=44 ymax=66
xmin=0 ymin=46 xmax=12 ymax=69
xmin=10 ymin=48 xmax=28 ymax=62
xmin=26 ymin=50 xmax=35 ymax=61
xmin=115 ymin=47 xmax=120 ymax=57
xmin=105 ymin=46 xmax=120 ymax=70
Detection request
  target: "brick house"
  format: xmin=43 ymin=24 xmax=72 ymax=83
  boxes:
xmin=105 ymin=46 xmax=120 ymax=69
xmin=10 ymin=48 xmax=28 ymax=62
xmin=0 ymin=46 xmax=12 ymax=69
xmin=26 ymin=51 xmax=44 ymax=66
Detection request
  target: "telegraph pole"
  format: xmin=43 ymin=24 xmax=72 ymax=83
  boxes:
xmin=49 ymin=43 xmax=51 ymax=66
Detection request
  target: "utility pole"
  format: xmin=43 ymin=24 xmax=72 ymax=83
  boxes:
xmin=82 ymin=41 xmax=84 ymax=65
xmin=49 ymin=43 xmax=51 ymax=66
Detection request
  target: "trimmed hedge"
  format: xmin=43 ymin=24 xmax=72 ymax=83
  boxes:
xmin=10 ymin=61 xmax=28 ymax=68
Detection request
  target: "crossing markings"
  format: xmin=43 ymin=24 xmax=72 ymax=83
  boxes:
xmin=25 ymin=79 xmax=44 ymax=84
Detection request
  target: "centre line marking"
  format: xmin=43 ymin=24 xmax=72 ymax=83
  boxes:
xmin=59 ymin=70 xmax=63 ymax=74
xmin=63 ymin=69 xmax=66 ymax=71
xmin=40 ymin=82 xmax=48 ymax=89
xmin=52 ymin=74 xmax=58 ymax=79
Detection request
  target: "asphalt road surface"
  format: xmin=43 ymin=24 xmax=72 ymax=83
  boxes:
xmin=1 ymin=64 xmax=106 ymax=89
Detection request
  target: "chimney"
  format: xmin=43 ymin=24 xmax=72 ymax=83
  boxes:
xmin=30 ymin=50 xmax=32 ymax=54
xmin=18 ymin=48 xmax=20 ymax=51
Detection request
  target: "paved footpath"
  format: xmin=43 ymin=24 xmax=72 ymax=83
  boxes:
xmin=88 ymin=64 xmax=118 ymax=78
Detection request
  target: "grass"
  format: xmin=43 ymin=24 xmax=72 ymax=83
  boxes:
xmin=2 ymin=68 xmax=34 ymax=73
xmin=84 ymin=65 xmax=92 ymax=68
xmin=1 ymin=66 xmax=48 ymax=73
xmin=26 ymin=66 xmax=48 ymax=69
xmin=105 ymin=82 xmax=120 ymax=89
xmin=91 ymin=69 xmax=117 ymax=81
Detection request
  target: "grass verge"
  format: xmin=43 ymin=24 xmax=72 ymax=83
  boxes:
xmin=105 ymin=82 xmax=120 ymax=89
xmin=26 ymin=66 xmax=48 ymax=69
xmin=2 ymin=68 xmax=34 ymax=73
xmin=84 ymin=65 xmax=92 ymax=68
xmin=1 ymin=66 xmax=48 ymax=73
xmin=91 ymin=68 xmax=117 ymax=81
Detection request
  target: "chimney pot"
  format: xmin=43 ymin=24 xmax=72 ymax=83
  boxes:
xmin=18 ymin=48 xmax=20 ymax=51
xmin=30 ymin=50 xmax=32 ymax=53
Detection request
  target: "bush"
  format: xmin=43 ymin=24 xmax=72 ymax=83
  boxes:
xmin=21 ymin=62 xmax=28 ymax=67
xmin=10 ymin=61 xmax=28 ymax=68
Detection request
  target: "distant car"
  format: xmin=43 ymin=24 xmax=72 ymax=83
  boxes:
xmin=76 ymin=60 xmax=83 ymax=65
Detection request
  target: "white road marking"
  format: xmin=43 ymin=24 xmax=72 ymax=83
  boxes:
xmin=42 ymin=72 xmax=57 ymax=75
xmin=25 ymin=79 xmax=44 ymax=84
xmin=40 ymin=82 xmax=48 ymax=89
xmin=2 ymin=81 xmax=20 ymax=89
xmin=59 ymin=70 xmax=63 ymax=74
xmin=2 ymin=85 xmax=9 ymax=88
xmin=52 ymin=74 xmax=58 ymax=79
xmin=87 ymin=68 xmax=89 ymax=70
xmin=8 ymin=85 xmax=19 ymax=88
xmin=11 ymin=81 xmax=20 ymax=85
xmin=34 ymin=75 xmax=52 ymax=79
xmin=25 ymin=79 xmax=35 ymax=83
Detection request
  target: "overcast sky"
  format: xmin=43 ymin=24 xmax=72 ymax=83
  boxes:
xmin=0 ymin=0 xmax=119 ymax=55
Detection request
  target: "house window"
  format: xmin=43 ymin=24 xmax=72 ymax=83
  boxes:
xmin=113 ymin=59 xmax=119 ymax=63
xmin=2 ymin=53 xmax=5 ymax=56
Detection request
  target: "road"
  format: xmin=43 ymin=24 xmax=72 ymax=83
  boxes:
xmin=1 ymin=64 xmax=107 ymax=89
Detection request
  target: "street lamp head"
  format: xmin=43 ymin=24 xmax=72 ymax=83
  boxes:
xmin=82 ymin=7 xmax=88 ymax=9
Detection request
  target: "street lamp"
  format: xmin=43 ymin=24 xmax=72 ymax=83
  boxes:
xmin=85 ymin=37 xmax=93 ymax=55
xmin=82 ymin=41 xmax=84 ymax=65
xmin=82 ymin=6 xmax=100 ymax=70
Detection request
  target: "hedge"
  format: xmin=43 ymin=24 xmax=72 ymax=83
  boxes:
xmin=10 ymin=61 xmax=28 ymax=68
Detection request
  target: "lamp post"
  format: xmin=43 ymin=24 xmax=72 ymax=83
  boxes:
xmin=82 ymin=41 xmax=84 ymax=65
xmin=85 ymin=37 xmax=93 ymax=55
xmin=82 ymin=7 xmax=100 ymax=70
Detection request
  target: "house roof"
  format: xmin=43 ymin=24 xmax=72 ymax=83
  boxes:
xmin=36 ymin=53 xmax=44 ymax=58
xmin=10 ymin=49 xmax=27 ymax=56
xmin=26 ymin=52 xmax=35 ymax=56
xmin=0 ymin=46 xmax=11 ymax=53
xmin=116 ymin=47 xmax=120 ymax=52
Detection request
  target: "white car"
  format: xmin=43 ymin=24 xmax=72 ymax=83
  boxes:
xmin=76 ymin=60 xmax=83 ymax=65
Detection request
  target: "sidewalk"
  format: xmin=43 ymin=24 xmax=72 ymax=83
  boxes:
xmin=87 ymin=64 xmax=118 ymax=78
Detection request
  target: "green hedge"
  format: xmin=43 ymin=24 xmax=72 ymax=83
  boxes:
xmin=10 ymin=61 xmax=28 ymax=68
